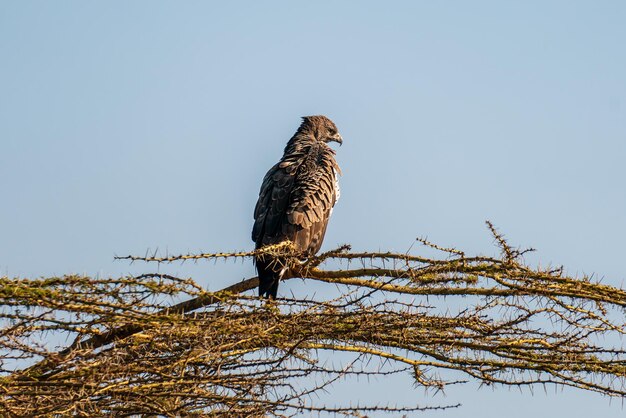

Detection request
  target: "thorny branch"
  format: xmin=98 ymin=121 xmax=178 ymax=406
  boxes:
xmin=1 ymin=225 xmax=625 ymax=416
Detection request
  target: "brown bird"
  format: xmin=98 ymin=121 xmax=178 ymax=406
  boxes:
xmin=252 ymin=115 xmax=343 ymax=298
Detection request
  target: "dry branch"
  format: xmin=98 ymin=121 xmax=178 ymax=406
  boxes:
xmin=1 ymin=232 xmax=625 ymax=416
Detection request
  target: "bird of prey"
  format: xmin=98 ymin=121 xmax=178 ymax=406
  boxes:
xmin=252 ymin=115 xmax=343 ymax=298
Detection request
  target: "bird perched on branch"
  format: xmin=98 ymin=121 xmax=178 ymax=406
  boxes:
xmin=252 ymin=115 xmax=343 ymax=298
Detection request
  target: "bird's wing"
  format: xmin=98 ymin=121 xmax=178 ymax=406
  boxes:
xmin=252 ymin=158 xmax=299 ymax=246
xmin=253 ymin=149 xmax=339 ymax=255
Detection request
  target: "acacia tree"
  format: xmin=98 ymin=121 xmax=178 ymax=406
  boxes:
xmin=1 ymin=223 xmax=625 ymax=416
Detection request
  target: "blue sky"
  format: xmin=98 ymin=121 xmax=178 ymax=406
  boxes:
xmin=1 ymin=1 xmax=625 ymax=416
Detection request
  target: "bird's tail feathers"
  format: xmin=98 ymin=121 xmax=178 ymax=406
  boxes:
xmin=255 ymin=256 xmax=286 ymax=299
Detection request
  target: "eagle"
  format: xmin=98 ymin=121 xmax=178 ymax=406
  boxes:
xmin=252 ymin=115 xmax=343 ymax=298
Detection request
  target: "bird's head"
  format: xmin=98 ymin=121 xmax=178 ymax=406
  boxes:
xmin=301 ymin=115 xmax=343 ymax=146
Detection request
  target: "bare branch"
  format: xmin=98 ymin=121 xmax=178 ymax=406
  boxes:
xmin=2 ymin=234 xmax=625 ymax=416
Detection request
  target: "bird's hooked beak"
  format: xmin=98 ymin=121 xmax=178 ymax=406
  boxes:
xmin=330 ymin=133 xmax=343 ymax=146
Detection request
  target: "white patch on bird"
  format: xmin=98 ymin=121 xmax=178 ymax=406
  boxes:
xmin=330 ymin=169 xmax=340 ymax=217
xmin=279 ymin=266 xmax=288 ymax=279
xmin=333 ymin=169 xmax=341 ymax=202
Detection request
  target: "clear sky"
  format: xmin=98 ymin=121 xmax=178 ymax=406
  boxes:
xmin=1 ymin=1 xmax=625 ymax=416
